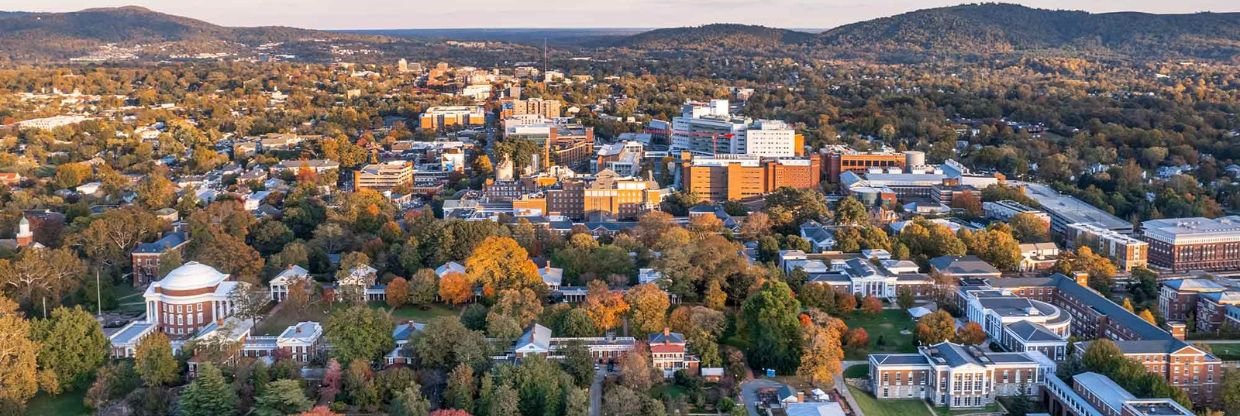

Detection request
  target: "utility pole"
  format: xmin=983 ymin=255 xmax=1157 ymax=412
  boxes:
xmin=96 ymin=269 xmax=102 ymax=316
xmin=42 ymin=297 xmax=46 ymax=319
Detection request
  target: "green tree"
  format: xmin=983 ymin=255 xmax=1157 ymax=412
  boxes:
xmin=414 ymin=317 xmax=488 ymax=370
xmin=915 ymin=310 xmax=956 ymax=346
xmin=444 ymin=363 xmax=476 ymax=412
xmin=834 ymin=197 xmax=868 ymax=226
xmin=565 ymin=387 xmax=589 ymax=416
xmin=254 ymin=379 xmax=312 ymax=416
xmin=408 ymin=268 xmax=439 ymax=306
xmin=179 ymin=363 xmax=239 ymax=416
xmin=0 ymin=296 xmax=39 ymax=409
xmin=561 ymin=341 xmax=596 ymax=387
xmin=134 ymin=331 xmax=178 ymax=386
xmin=325 ymin=306 xmax=395 ymax=364
xmin=740 ymin=281 xmax=803 ymax=374
xmin=897 ymin=286 xmax=915 ymax=309
xmin=390 ymin=384 xmax=430 ymax=416
xmin=31 ymin=306 xmax=108 ymax=393
xmin=488 ymin=384 xmax=520 ymax=416
xmin=1009 ymin=212 xmax=1050 ymax=243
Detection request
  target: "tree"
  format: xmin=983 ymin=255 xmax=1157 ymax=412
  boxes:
xmin=565 ymin=387 xmax=589 ymax=416
xmin=344 ymin=359 xmax=379 ymax=410
xmin=951 ymin=192 xmax=983 ymax=217
xmin=704 ymin=279 xmax=728 ymax=310
xmin=386 ymin=276 xmax=410 ymax=308
xmin=844 ymin=328 xmax=870 ymax=353
xmin=1139 ymin=309 xmax=1157 ymax=324
xmin=413 ymin=317 xmax=488 ymax=370
xmin=0 ymin=295 xmax=39 ymax=409
xmin=798 ymin=317 xmax=846 ymax=386
xmin=390 ymin=384 xmax=430 ymax=416
xmin=619 ymin=343 xmax=661 ymax=391
xmin=561 ymin=342 xmax=596 ymax=387
xmin=741 ymin=281 xmax=803 ymax=374
xmin=488 ymin=384 xmax=520 ymax=416
xmin=1221 ymin=369 xmax=1240 ymax=416
xmin=626 ymin=283 xmax=671 ymax=335
xmin=834 ymin=197 xmax=868 ymax=226
xmin=136 ymin=174 xmax=177 ymax=209
xmin=861 ymin=295 xmax=883 ymax=314
xmin=67 ymin=206 xmax=161 ymax=272
xmin=228 ymin=282 xmax=270 ymax=327
xmin=444 ymin=363 xmax=475 ymax=412
xmin=954 ymin=322 xmax=987 ymax=345
xmin=85 ymin=361 xmax=137 ymax=411
xmin=0 ymin=247 xmax=87 ymax=309
xmin=764 ymin=187 xmax=829 ymax=233
xmin=134 ymin=331 xmax=178 ymax=386
xmin=195 ymin=230 xmax=265 ymax=283
xmin=408 ymin=268 xmax=438 ymax=306
xmin=254 ymin=379 xmax=313 ymax=416
xmin=1009 ymin=213 xmax=1050 ymax=243
xmin=319 ymin=359 xmax=342 ymax=404
xmin=739 ymin=212 xmax=772 ymax=240
xmin=252 ymin=221 xmax=295 ymax=255
xmin=324 ymin=306 xmax=394 ymax=364
xmin=179 ymin=363 xmax=239 ymax=416
xmin=959 ymin=228 xmax=1023 ymax=272
xmin=1122 ymin=298 xmax=1136 ymax=312
xmin=430 ymin=410 xmax=471 ymax=416
xmin=916 ymin=310 xmax=956 ymax=346
xmin=602 ymin=385 xmax=643 ymax=416
xmin=465 ymin=236 xmax=543 ymax=296
xmin=439 ymin=272 xmax=474 ymax=305
xmin=583 ymin=280 xmax=629 ymax=331
xmin=897 ymin=287 xmax=915 ymax=310
xmin=31 ymin=306 xmax=108 ymax=393
xmin=836 ymin=291 xmax=857 ymax=312
xmin=489 ymin=288 xmax=544 ymax=327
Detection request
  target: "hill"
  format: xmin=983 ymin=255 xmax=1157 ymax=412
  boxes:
xmin=601 ymin=24 xmax=815 ymax=50
xmin=0 ymin=6 xmax=363 ymax=61
xmin=814 ymin=3 xmax=1240 ymax=61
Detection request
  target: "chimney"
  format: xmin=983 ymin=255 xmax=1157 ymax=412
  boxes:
xmin=1073 ymin=271 xmax=1089 ymax=287
xmin=663 ymin=327 xmax=670 ymax=341
xmin=545 ymin=261 xmax=551 ymax=271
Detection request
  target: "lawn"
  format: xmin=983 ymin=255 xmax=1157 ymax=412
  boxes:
xmin=254 ymin=302 xmax=331 ymax=335
xmin=844 ymin=364 xmax=869 ymax=379
xmin=933 ymin=403 xmax=1002 ymax=415
xmin=841 ymin=310 xmax=918 ymax=359
xmin=26 ymin=388 xmax=89 ymax=416
xmin=1206 ymin=343 xmax=1240 ymax=360
xmin=386 ymin=303 xmax=460 ymax=323
xmin=847 ymin=385 xmax=932 ymax=416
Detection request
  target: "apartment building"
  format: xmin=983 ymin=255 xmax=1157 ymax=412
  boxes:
xmin=538 ymin=170 xmax=667 ymax=220
xmin=503 ymin=98 xmax=562 ymax=119
xmin=419 ymin=106 xmax=486 ymax=130
xmin=679 ymin=153 xmax=821 ymax=202
xmin=1158 ymin=278 xmax=1226 ymax=323
xmin=984 ymin=200 xmax=1050 ymax=224
xmin=1065 ymin=222 xmax=1149 ymax=271
xmin=869 ymin=342 xmax=1052 ymax=408
xmin=1141 ymin=216 xmax=1240 ymax=273
xmin=353 ymin=161 xmax=413 ymax=191
xmin=1195 ymin=291 xmax=1240 ymax=333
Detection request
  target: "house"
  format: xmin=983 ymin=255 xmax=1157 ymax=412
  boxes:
xmin=435 ymin=261 xmax=466 ymax=278
xmin=649 ymin=328 xmax=700 ymax=377
xmin=539 ymin=263 xmax=563 ymax=291
xmin=799 ymin=221 xmax=836 ymax=252
xmin=131 ymin=231 xmax=190 ymax=287
xmin=269 ymin=265 xmax=311 ymax=302
xmin=869 ymin=342 xmax=1052 ymax=408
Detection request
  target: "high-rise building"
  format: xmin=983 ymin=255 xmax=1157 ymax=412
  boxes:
xmin=419 ymin=106 xmax=486 ymax=130
xmin=679 ymin=153 xmax=821 ymax=202
xmin=507 ymin=98 xmax=562 ymax=119
xmin=1141 ymin=216 xmax=1240 ymax=272
xmin=670 ymin=100 xmax=799 ymax=157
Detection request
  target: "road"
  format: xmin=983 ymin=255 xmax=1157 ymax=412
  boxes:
xmin=739 ymin=378 xmax=784 ymax=416
xmin=588 ymin=368 xmax=605 ymax=416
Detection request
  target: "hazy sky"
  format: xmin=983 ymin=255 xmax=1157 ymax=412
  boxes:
xmin=3 ymin=0 xmax=1238 ymax=29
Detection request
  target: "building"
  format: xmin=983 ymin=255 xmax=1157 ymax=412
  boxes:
xmin=1157 ymin=278 xmax=1226 ymax=323
xmin=1140 ymin=216 xmax=1240 ymax=272
xmin=1195 ymin=291 xmax=1240 ymax=333
xmin=799 ymin=221 xmax=836 ymax=252
xmin=929 ymin=255 xmax=1002 ymax=279
xmin=649 ymin=328 xmax=700 ymax=377
xmin=353 ymin=161 xmax=413 ymax=191
xmin=1023 ymin=183 xmax=1132 ymax=235
xmin=1019 ymin=242 xmax=1061 ymax=272
xmin=506 ymin=98 xmax=562 ymax=119
xmin=984 ymin=200 xmax=1050 ymax=224
xmin=419 ymin=106 xmax=486 ymax=130
xmin=543 ymin=170 xmax=667 ymax=220
xmin=1065 ymin=223 xmax=1149 ymax=271
xmin=787 ymin=252 xmax=935 ymax=299
xmin=959 ymin=286 xmax=1070 ymax=360
xmin=505 ymin=323 xmax=636 ymax=364
xmin=868 ymin=342 xmax=1052 ymax=408
xmin=740 ymin=119 xmax=801 ymax=157
xmin=823 ymin=148 xmax=909 ymax=183
xmin=273 ymin=321 xmax=325 ymax=363
xmin=131 ymin=231 xmax=190 ymax=287
xmin=593 ymin=141 xmax=644 ymax=176
xmin=15 ymin=115 xmax=91 ymax=130
xmin=141 ymin=262 xmax=242 ymax=337
xmin=269 ymin=265 xmax=311 ymax=302
xmin=679 ymin=153 xmax=821 ymax=202
xmin=272 ymin=159 xmax=340 ymax=174
xmin=669 ymin=99 xmax=800 ymax=157
xmin=1043 ymin=372 xmax=1194 ymax=416
xmin=503 ymin=116 xmax=596 ymax=172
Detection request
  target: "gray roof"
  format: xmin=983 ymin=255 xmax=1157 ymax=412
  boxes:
xmin=929 ymin=255 xmax=1000 ymax=276
xmin=133 ymin=232 xmax=188 ymax=254
xmin=516 ymin=324 xmax=553 ymax=351
xmin=1050 ymin=274 xmax=1174 ymax=342
xmin=1162 ymin=278 xmax=1226 ymax=292
xmin=649 ymin=330 xmax=686 ymax=344
xmin=1006 ymin=321 xmax=1064 ymax=343
xmin=871 ymin=354 xmax=929 ymax=366
xmin=977 ymin=297 xmax=1056 ymax=318
xmin=1073 ymin=372 xmax=1133 ymax=413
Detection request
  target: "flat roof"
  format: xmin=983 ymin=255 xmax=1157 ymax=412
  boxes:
xmin=1023 ymin=183 xmax=1130 ymax=230
xmin=1074 ymin=372 xmax=1134 ymax=413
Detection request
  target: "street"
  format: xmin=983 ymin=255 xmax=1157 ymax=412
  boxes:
xmin=589 ymin=368 xmax=605 ymax=416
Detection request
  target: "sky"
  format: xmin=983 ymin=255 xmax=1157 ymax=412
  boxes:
xmin=2 ymin=0 xmax=1239 ymax=30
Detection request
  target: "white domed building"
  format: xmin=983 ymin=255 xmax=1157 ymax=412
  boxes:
xmin=142 ymin=261 xmax=241 ymax=337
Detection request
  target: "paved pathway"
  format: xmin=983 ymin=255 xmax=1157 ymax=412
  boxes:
xmin=836 ymin=360 xmax=868 ymax=415
xmin=588 ymin=368 xmax=605 ymax=416
xmin=739 ymin=378 xmax=784 ymax=416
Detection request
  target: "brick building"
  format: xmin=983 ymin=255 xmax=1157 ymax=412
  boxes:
xmin=679 ymin=153 xmax=821 ymax=202
xmin=823 ymin=149 xmax=908 ymax=183
xmin=1141 ymin=216 xmax=1240 ymax=272
xmin=1195 ymin=291 xmax=1240 ymax=333
xmin=869 ymin=342 xmax=1051 ymax=408
xmin=1065 ymin=222 xmax=1149 ymax=271
xmin=131 ymin=231 xmax=190 ymax=287
xmin=1158 ymin=278 xmax=1226 ymax=323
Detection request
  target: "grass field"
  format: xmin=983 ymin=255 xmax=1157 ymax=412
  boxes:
xmin=847 ymin=385 xmax=931 ymax=416
xmin=841 ymin=310 xmax=918 ymax=359
xmin=844 ymin=364 xmax=869 ymax=379
xmin=255 ymin=302 xmax=331 ymax=335
xmin=933 ymin=403 xmax=1002 ymax=415
xmin=26 ymin=388 xmax=89 ymax=416
xmin=1206 ymin=343 xmax=1240 ymax=360
xmin=387 ymin=303 xmax=460 ymax=322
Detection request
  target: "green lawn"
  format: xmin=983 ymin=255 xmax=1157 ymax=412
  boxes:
xmin=847 ymin=385 xmax=932 ymax=416
xmin=844 ymin=364 xmax=869 ymax=379
xmin=26 ymin=388 xmax=89 ymax=416
xmin=1206 ymin=343 xmax=1240 ymax=360
xmin=255 ymin=302 xmax=331 ymax=335
xmin=933 ymin=403 xmax=1002 ymax=415
xmin=386 ymin=303 xmax=460 ymax=323
xmin=841 ymin=310 xmax=918 ymax=359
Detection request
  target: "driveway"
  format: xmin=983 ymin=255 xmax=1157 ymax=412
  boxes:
xmin=739 ymin=378 xmax=785 ymax=416
xmin=589 ymin=368 xmax=605 ymax=416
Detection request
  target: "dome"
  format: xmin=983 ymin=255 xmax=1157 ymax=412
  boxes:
xmin=158 ymin=261 xmax=229 ymax=291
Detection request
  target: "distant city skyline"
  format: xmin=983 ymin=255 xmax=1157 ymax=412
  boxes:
xmin=1 ymin=0 xmax=1238 ymax=30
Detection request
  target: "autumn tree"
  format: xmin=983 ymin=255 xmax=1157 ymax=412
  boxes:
xmin=955 ymin=322 xmax=988 ymax=345
xmin=1140 ymin=309 xmax=1157 ymax=324
xmin=583 ymin=280 xmax=629 ymax=331
xmin=0 ymin=246 xmax=87 ymax=309
xmin=135 ymin=331 xmax=178 ymax=386
xmin=136 ymin=174 xmax=177 ymax=209
xmin=408 ymin=268 xmax=438 ymax=306
xmin=67 ymin=206 xmax=162 ymax=272
xmin=951 ymin=192 xmax=984 ymax=218
xmin=861 ymin=295 xmax=883 ymax=314
xmin=466 ymin=236 xmax=543 ymax=297
xmin=489 ymin=288 xmax=544 ymax=328
xmin=844 ymin=328 xmax=870 ymax=352
xmin=1009 ymin=212 xmax=1050 ymax=243
xmin=834 ymin=197 xmax=868 ymax=226
xmin=444 ymin=363 xmax=476 ymax=412
xmin=798 ymin=313 xmax=846 ymax=386
xmin=386 ymin=276 xmax=409 ymax=308
xmin=959 ymin=227 xmax=1023 ymax=272
xmin=618 ymin=343 xmax=661 ymax=391
xmin=0 ymin=295 xmax=39 ymax=409
xmin=625 ymin=283 xmax=671 ymax=335
xmin=764 ymin=187 xmax=829 ymax=234
xmin=916 ymin=310 xmax=956 ymax=346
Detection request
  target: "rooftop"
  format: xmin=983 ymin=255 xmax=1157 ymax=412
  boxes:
xmin=1023 ymin=182 xmax=1130 ymax=231
xmin=1142 ymin=216 xmax=1240 ymax=243
xmin=1074 ymin=372 xmax=1134 ymax=413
